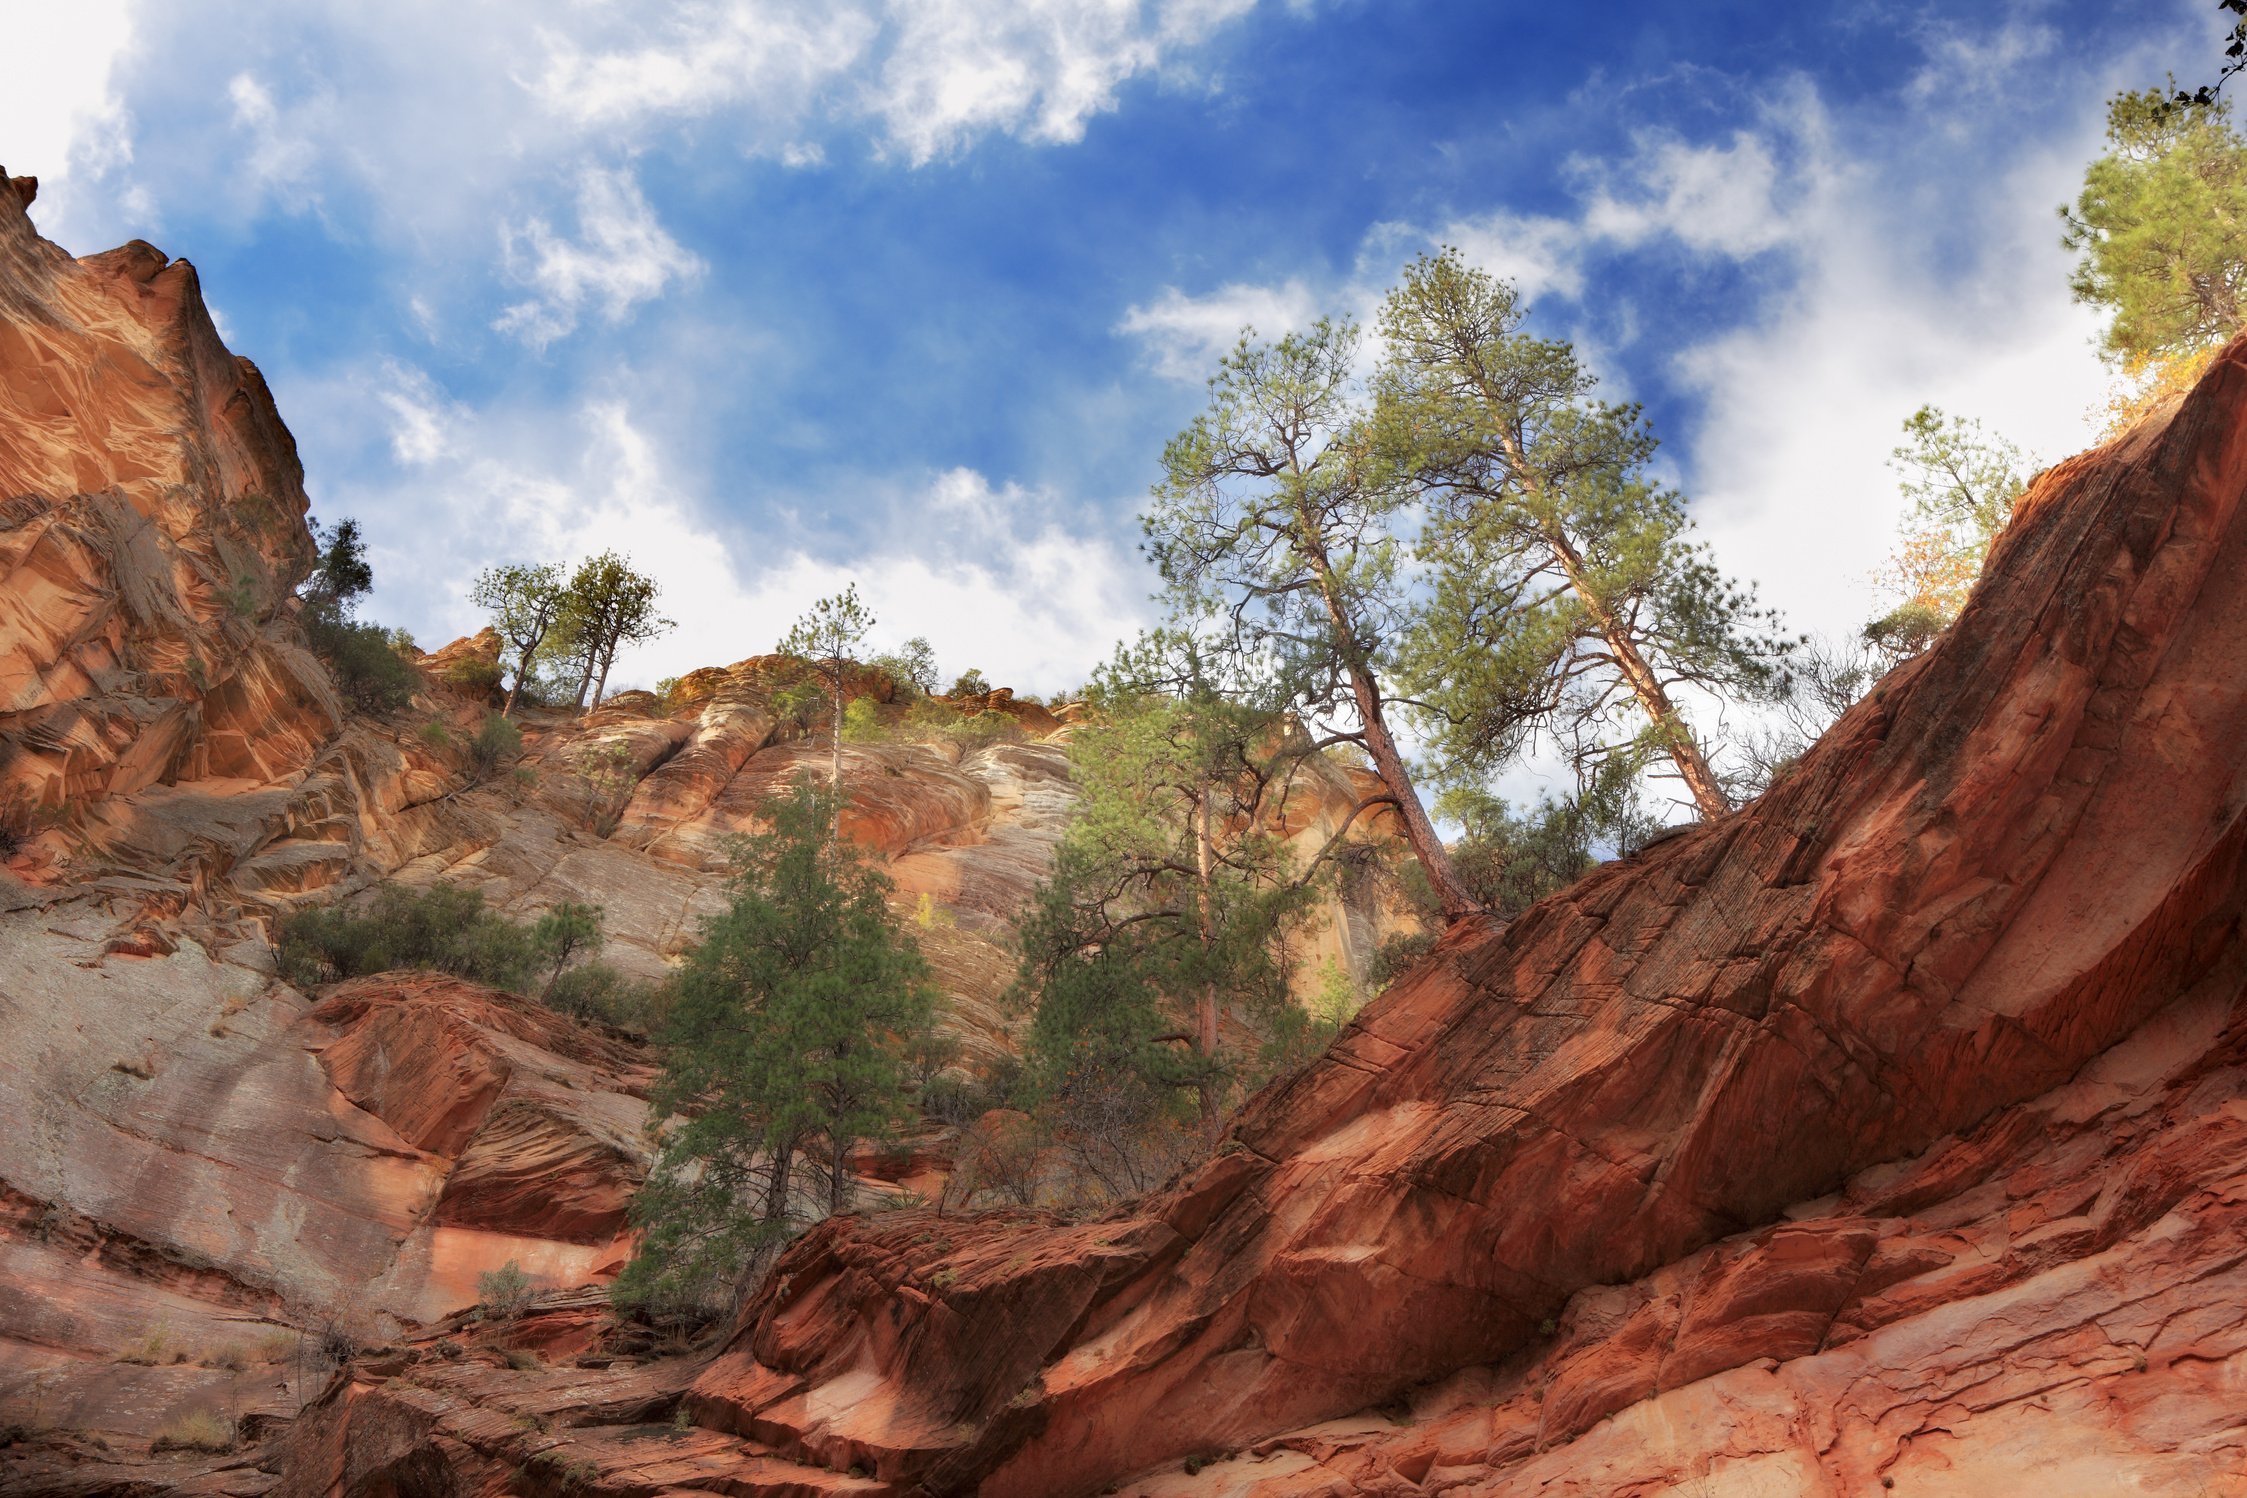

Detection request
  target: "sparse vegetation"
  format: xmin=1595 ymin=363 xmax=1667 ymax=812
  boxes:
xmin=150 ymin=1410 xmax=235 ymax=1455
xmin=478 ymin=1260 xmax=536 ymax=1319
xmin=277 ymin=881 xmax=543 ymax=990
xmin=200 ymin=1341 xmax=249 ymax=1371
xmin=300 ymin=517 xmax=420 ymax=712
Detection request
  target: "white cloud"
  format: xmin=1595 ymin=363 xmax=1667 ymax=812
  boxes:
xmin=224 ymin=70 xmax=322 ymax=205
xmin=872 ymin=0 xmax=1257 ymax=163
xmin=1116 ymin=277 xmax=1321 ymax=380
xmin=1429 ymin=210 xmax=1588 ymax=302
xmin=1579 ymin=127 xmax=1799 ymax=258
xmin=374 ymin=362 xmax=458 ymax=466
xmin=333 ymin=380 xmax=1148 ymax=693
xmin=494 ymin=167 xmax=706 ymax=347
xmin=0 ymin=0 xmax=137 ymax=239
xmin=527 ymin=4 xmax=879 ymax=129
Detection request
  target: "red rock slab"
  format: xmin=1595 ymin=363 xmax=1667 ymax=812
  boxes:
xmin=683 ymin=337 xmax=2247 ymax=1496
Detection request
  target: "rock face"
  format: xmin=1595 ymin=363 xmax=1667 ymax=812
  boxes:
xmin=0 ymin=170 xmax=336 ymax=827
xmin=597 ymin=343 xmax=2247 ymax=1495
xmin=0 ymin=190 xmax=1414 ymax=1480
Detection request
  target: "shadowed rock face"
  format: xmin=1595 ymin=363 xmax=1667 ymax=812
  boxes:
xmin=620 ymin=345 xmax=2247 ymax=1495
xmin=0 ymin=171 xmax=337 ymax=823
xmin=0 ymin=192 xmax=1414 ymax=1478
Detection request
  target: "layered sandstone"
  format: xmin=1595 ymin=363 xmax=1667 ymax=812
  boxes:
xmin=240 ymin=342 xmax=2247 ymax=1498
xmin=0 ymin=170 xmax=336 ymax=829
xmin=0 ymin=186 xmax=1413 ymax=1483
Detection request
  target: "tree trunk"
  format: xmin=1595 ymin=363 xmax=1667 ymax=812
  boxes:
xmin=828 ymin=1132 xmax=851 ymax=1216
xmin=831 ymin=666 xmax=845 ymax=846
xmin=1544 ymin=530 xmax=1731 ymax=820
xmin=586 ymin=643 xmax=616 ymax=718
xmin=762 ymin=1138 xmax=796 ymax=1223
xmin=1294 ymin=504 xmax=1479 ymax=921
xmin=1482 ymin=410 xmax=1733 ymax=822
xmin=1194 ymin=786 xmax=1223 ymax=1145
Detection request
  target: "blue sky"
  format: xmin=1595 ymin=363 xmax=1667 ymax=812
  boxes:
xmin=1 ymin=0 xmax=2219 ymax=716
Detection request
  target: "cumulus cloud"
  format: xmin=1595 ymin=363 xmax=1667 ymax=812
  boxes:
xmin=0 ymin=0 xmax=137 ymax=239
xmin=872 ymin=0 xmax=1257 ymax=163
xmin=334 ymin=376 xmax=1149 ymax=693
xmin=494 ymin=167 xmax=706 ymax=347
xmin=1115 ymin=278 xmax=1322 ymax=380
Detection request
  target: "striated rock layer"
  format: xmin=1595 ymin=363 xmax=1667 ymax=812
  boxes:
xmin=630 ymin=338 xmax=2247 ymax=1493
xmin=0 ymin=170 xmax=335 ymax=824
xmin=0 ymin=185 xmax=1414 ymax=1478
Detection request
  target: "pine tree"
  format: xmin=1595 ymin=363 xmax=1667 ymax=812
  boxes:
xmin=1378 ymin=250 xmax=1790 ymax=820
xmin=1143 ymin=319 xmax=1478 ymax=918
xmin=778 ymin=583 xmax=875 ymax=846
xmin=615 ymin=782 xmax=934 ymax=1320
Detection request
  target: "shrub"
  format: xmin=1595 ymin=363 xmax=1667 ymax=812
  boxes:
xmin=442 ymin=656 xmax=504 ymax=693
xmin=304 ymin=613 xmax=420 ymax=712
xmin=200 ymin=1341 xmax=249 ymax=1372
xmin=276 ymin=882 xmax=538 ymax=991
xmin=151 ymin=1411 xmax=235 ymax=1455
xmin=418 ymin=720 xmax=452 ymax=750
xmin=478 ymin=1260 xmax=536 ymax=1319
xmin=469 ymin=713 xmax=523 ymax=780
xmin=840 ymin=696 xmax=885 ymax=743
xmin=544 ymin=961 xmax=665 ymax=1033
xmin=255 ymin=1330 xmax=296 ymax=1365
xmin=116 ymin=1326 xmax=175 ymax=1365
xmin=499 ymin=1347 xmax=544 ymax=1372
xmin=947 ymin=669 xmax=989 ymax=699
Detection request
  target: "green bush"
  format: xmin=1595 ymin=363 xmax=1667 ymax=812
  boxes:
xmin=545 ymin=960 xmax=667 ymax=1033
xmin=840 ymin=696 xmax=885 ymax=743
xmin=477 ymin=1260 xmax=535 ymax=1319
xmin=276 ymin=882 xmax=539 ymax=990
xmin=442 ymin=656 xmax=504 ymax=693
xmin=304 ymin=613 xmax=419 ymax=712
xmin=469 ymin=713 xmax=522 ymax=779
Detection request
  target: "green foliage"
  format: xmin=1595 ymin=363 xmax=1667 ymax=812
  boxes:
xmin=302 ymin=613 xmax=419 ymax=712
xmin=614 ymin=781 xmax=937 ymax=1321
xmin=532 ymin=900 xmax=604 ymax=995
xmin=873 ymin=636 xmax=939 ymax=696
xmin=443 ymin=656 xmax=505 ymax=693
xmin=470 ymin=561 xmax=566 ymax=714
xmin=276 ymin=882 xmax=539 ymax=990
xmin=1013 ymin=644 xmax=1320 ymax=1165
xmin=300 ymin=517 xmax=374 ymax=614
xmin=1874 ymin=405 xmax=2031 ymax=628
xmin=1377 ymin=249 xmax=1790 ymax=819
xmin=2062 ymin=88 xmax=2247 ymax=370
xmin=840 ymin=696 xmax=885 ymax=742
xmin=469 ymin=712 xmax=523 ymax=779
xmin=1439 ymin=759 xmax=1658 ymax=918
xmin=477 ymin=1260 xmax=535 ymax=1319
xmin=1141 ymin=314 xmax=1469 ymax=913
xmin=556 ymin=552 xmax=672 ymax=714
xmin=418 ymin=719 xmax=452 ymax=750
xmin=544 ymin=960 xmax=667 ymax=1033
xmin=298 ymin=516 xmax=418 ymax=712
xmin=946 ymin=667 xmax=990 ymax=699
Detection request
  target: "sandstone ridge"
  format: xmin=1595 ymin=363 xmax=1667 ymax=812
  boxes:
xmin=268 ymin=338 xmax=2247 ymax=1496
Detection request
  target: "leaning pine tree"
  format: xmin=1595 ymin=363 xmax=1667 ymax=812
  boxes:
xmin=1379 ymin=249 xmax=1791 ymax=819
xmin=612 ymin=782 xmax=935 ymax=1323
xmin=1144 ymin=318 xmax=1480 ymax=919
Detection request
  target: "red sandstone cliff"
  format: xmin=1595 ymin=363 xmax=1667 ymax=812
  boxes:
xmin=258 ymin=334 xmax=2247 ymax=1496
xmin=0 ymin=184 xmax=1410 ymax=1488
